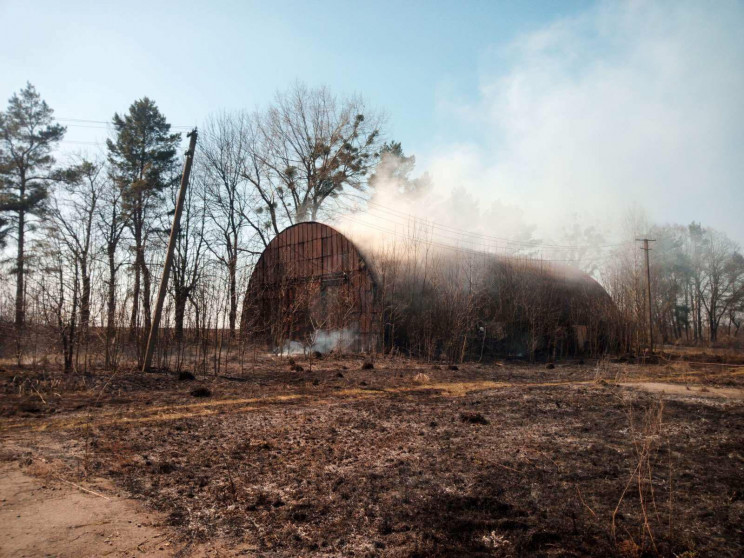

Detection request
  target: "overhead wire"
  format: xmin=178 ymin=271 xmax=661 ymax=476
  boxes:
xmin=336 ymin=191 xmax=632 ymax=250
xmin=51 ymin=116 xmax=635 ymax=264
xmin=331 ymin=195 xmax=630 ymax=257
xmin=57 ymin=117 xmax=194 ymax=129
xmin=56 ymin=117 xmax=193 ymax=148
xmin=337 ymin=211 xmax=623 ymax=265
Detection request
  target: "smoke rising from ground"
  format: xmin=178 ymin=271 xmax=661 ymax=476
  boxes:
xmin=279 ymin=328 xmax=358 ymax=356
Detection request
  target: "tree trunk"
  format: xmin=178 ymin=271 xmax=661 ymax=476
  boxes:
xmin=696 ymin=285 xmax=703 ymax=342
xmin=709 ymin=303 xmax=718 ymax=342
xmin=130 ymin=257 xmax=141 ymax=340
xmin=142 ymin=257 xmax=152 ymax=335
xmin=66 ymin=264 xmax=79 ymax=373
xmin=228 ymin=253 xmax=237 ymax=336
xmin=105 ymin=245 xmax=117 ymax=368
xmin=15 ymin=208 xmax=25 ymax=328
xmin=174 ymin=288 xmax=188 ymax=341
xmin=191 ymin=296 xmax=201 ymax=342
xmin=80 ymin=263 xmax=91 ymax=333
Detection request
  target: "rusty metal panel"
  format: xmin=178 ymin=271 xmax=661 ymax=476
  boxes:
xmin=246 ymin=221 xmax=382 ymax=352
xmin=312 ymin=238 xmax=321 ymax=259
xmin=311 ymin=257 xmax=322 ymax=276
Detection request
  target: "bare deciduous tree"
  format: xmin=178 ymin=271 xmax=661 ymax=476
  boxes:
xmin=199 ymin=113 xmax=257 ymax=336
xmin=259 ymin=83 xmax=383 ymax=225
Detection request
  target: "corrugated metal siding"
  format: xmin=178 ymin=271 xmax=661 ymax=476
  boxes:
xmin=243 ymin=222 xmax=380 ymax=352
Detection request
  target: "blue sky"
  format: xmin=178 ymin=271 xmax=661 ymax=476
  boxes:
xmin=1 ymin=1 xmax=590 ymax=150
xmin=2 ymin=0 xmax=743 ymax=243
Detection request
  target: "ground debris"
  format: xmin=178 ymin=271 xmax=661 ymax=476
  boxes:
xmin=1 ymin=353 xmax=742 ymax=557
xmin=459 ymin=411 xmax=489 ymax=425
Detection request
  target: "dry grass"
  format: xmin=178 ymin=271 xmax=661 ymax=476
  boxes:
xmin=1 ymin=353 xmax=742 ymax=557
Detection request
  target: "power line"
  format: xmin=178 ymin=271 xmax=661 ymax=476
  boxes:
xmin=58 ymin=140 xmax=107 ymax=146
xmin=57 ymin=117 xmax=193 ymax=129
xmin=59 ymin=124 xmax=114 ymax=130
xmin=333 ymin=196 xmax=630 ymax=254
xmin=332 ymin=200 xmax=526 ymax=254
xmin=338 ymin=212 xmax=620 ymax=265
xmin=337 ymin=192 xmax=632 ymax=250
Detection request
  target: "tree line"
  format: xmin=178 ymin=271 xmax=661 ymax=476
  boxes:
xmin=0 ymin=83 xmax=384 ymax=370
xmin=0 ymin=82 xmax=742 ymax=371
xmin=602 ymin=216 xmax=744 ymax=349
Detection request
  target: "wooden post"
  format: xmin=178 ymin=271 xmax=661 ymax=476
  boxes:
xmin=142 ymin=129 xmax=198 ymax=372
xmin=636 ymin=238 xmax=655 ymax=353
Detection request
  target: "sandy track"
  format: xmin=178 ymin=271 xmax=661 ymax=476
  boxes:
xmin=0 ymin=463 xmax=173 ymax=558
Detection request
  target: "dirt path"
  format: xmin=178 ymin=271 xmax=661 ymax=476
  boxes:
xmin=621 ymin=381 xmax=744 ymax=399
xmin=0 ymin=463 xmax=173 ymax=558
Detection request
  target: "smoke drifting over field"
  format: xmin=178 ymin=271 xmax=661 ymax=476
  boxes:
xmin=343 ymin=1 xmax=744 ymax=247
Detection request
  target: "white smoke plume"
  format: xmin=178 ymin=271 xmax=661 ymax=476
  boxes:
xmin=337 ymin=1 xmax=744 ymax=251
xmin=278 ymin=328 xmax=358 ymax=356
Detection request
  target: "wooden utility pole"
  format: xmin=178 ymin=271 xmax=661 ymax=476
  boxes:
xmin=142 ymin=129 xmax=198 ymax=372
xmin=636 ymin=238 xmax=656 ymax=352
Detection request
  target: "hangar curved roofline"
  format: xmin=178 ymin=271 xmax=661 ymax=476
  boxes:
xmin=242 ymin=221 xmax=620 ymax=358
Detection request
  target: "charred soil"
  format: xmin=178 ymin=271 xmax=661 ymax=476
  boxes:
xmin=1 ymin=354 xmax=742 ymax=557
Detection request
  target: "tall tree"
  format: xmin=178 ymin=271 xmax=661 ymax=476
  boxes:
xmin=200 ymin=112 xmax=261 ymax=336
xmin=49 ymin=159 xmax=104 ymax=365
xmin=258 ymin=83 xmax=383 ymax=226
xmin=39 ymin=204 xmax=80 ymax=374
xmin=168 ymin=167 xmax=206 ymax=341
xmin=368 ymin=141 xmax=431 ymax=199
xmin=0 ymin=83 xmax=65 ymax=330
xmin=700 ymin=230 xmax=743 ymax=341
xmin=98 ymin=173 xmax=126 ymax=368
xmin=106 ymin=98 xmax=180 ymax=341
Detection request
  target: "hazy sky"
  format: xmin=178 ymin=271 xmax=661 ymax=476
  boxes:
xmin=2 ymin=0 xmax=742 ymax=243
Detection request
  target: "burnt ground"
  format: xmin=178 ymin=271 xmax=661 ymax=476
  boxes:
xmin=1 ymin=354 xmax=743 ymax=557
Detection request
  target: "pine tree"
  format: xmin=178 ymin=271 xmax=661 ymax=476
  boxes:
xmin=106 ymin=98 xmax=180 ymax=341
xmin=369 ymin=141 xmax=431 ymax=199
xmin=0 ymin=83 xmax=66 ymax=329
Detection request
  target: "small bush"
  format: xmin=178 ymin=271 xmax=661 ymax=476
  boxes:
xmin=413 ymin=373 xmax=430 ymax=383
xmin=460 ymin=412 xmax=489 ymax=425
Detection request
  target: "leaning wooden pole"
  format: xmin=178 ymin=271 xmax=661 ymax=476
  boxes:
xmin=636 ymin=237 xmax=655 ymax=353
xmin=142 ymin=129 xmax=198 ymax=372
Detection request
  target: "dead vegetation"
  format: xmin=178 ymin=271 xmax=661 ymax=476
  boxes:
xmin=1 ymin=353 xmax=742 ymax=557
